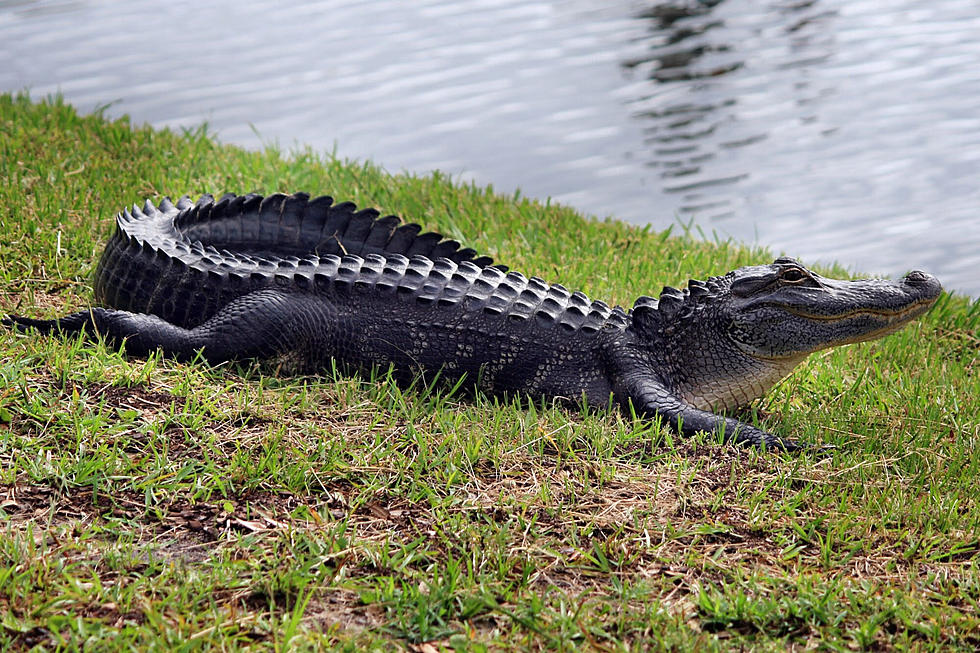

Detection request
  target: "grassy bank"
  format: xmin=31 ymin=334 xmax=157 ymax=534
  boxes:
xmin=1 ymin=92 xmax=978 ymax=650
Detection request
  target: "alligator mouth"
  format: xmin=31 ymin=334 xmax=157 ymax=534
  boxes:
xmin=777 ymin=295 xmax=940 ymax=348
xmin=781 ymin=296 xmax=938 ymax=323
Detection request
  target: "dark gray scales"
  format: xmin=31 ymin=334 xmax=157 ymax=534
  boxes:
xmin=5 ymin=192 xmax=943 ymax=452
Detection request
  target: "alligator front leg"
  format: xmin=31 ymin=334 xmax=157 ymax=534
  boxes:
xmin=4 ymin=289 xmax=338 ymax=366
xmin=613 ymin=370 xmax=802 ymax=452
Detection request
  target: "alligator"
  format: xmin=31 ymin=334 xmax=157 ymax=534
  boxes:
xmin=4 ymin=192 xmax=942 ymax=451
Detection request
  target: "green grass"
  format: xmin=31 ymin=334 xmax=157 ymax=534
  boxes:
xmin=1 ymin=91 xmax=978 ymax=650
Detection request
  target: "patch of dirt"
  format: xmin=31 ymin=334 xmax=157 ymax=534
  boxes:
xmin=5 ymin=373 xmax=275 ymax=459
xmin=2 ymin=624 xmax=52 ymax=651
xmin=81 ymin=381 xmax=176 ymax=410
xmin=1 ymin=287 xmax=77 ymax=317
xmin=0 ymin=478 xmax=417 ymax=640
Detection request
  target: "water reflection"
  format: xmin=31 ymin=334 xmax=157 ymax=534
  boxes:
xmin=626 ymin=0 xmax=842 ymax=211
xmin=625 ymin=0 xmax=732 ymax=82
xmin=619 ymin=0 xmax=980 ymax=295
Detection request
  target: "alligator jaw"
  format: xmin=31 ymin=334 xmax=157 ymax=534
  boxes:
xmin=778 ymin=293 xmax=939 ymax=345
xmin=782 ymin=295 xmax=938 ymax=323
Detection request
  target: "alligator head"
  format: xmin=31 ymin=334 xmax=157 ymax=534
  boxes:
xmin=633 ymin=257 xmax=942 ymax=412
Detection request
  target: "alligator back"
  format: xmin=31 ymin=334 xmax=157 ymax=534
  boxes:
xmin=94 ymin=193 xmax=497 ymax=328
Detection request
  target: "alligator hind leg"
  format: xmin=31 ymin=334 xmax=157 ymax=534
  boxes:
xmin=4 ymin=289 xmax=339 ymax=367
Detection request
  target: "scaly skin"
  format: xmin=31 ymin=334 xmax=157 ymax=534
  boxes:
xmin=4 ymin=193 xmax=944 ymax=451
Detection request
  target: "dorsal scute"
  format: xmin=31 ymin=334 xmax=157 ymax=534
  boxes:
xmin=98 ymin=193 xmax=625 ymax=335
xmin=287 ymin=251 xmax=622 ymax=333
xmin=153 ymin=192 xmax=495 ymax=267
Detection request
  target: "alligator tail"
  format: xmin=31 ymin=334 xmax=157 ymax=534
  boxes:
xmin=172 ymin=192 xmax=497 ymax=265
xmin=92 ymin=192 xmax=503 ymax=328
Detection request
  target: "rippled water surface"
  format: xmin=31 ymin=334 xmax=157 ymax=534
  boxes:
xmin=2 ymin=0 xmax=978 ymax=294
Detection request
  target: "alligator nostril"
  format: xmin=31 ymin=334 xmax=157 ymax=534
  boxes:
xmin=902 ymin=270 xmax=942 ymax=296
xmin=904 ymin=270 xmax=929 ymax=285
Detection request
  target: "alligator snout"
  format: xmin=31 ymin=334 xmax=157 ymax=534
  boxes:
xmin=902 ymin=270 xmax=942 ymax=298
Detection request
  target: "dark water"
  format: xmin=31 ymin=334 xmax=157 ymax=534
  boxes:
xmin=2 ymin=0 xmax=978 ymax=295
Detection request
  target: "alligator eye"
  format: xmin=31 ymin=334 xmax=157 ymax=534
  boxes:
xmin=780 ymin=267 xmax=807 ymax=282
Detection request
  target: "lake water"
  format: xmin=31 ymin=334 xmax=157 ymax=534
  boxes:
xmin=2 ymin=0 xmax=978 ymax=295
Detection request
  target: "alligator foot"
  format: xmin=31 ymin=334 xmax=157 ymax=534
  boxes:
xmin=618 ymin=372 xmax=811 ymax=453
xmin=720 ymin=423 xmax=801 ymax=452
